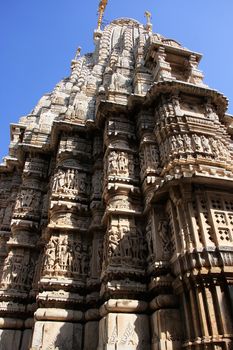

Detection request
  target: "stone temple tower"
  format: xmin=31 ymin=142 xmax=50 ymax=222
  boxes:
xmin=0 ymin=17 xmax=233 ymax=350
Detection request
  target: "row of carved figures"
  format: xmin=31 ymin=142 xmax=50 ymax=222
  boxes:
xmin=52 ymin=168 xmax=89 ymax=194
xmin=107 ymin=151 xmax=134 ymax=176
xmin=0 ymin=253 xmax=35 ymax=291
xmin=104 ymin=225 xmax=147 ymax=268
xmin=42 ymin=237 xmax=89 ymax=277
xmin=160 ymin=134 xmax=230 ymax=160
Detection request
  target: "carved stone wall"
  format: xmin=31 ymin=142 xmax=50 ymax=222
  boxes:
xmin=0 ymin=17 xmax=232 ymax=350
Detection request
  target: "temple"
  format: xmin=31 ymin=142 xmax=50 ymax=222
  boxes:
xmin=0 ymin=16 xmax=233 ymax=350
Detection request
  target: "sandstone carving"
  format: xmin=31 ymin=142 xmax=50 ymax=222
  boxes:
xmin=0 ymin=16 xmax=232 ymax=350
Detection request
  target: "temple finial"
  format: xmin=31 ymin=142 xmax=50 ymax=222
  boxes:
xmin=144 ymin=10 xmax=152 ymax=32
xmin=74 ymin=47 xmax=82 ymax=60
xmin=97 ymin=0 xmax=108 ymax=30
xmin=145 ymin=11 xmax=152 ymax=24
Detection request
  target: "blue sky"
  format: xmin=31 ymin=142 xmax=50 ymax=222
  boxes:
xmin=1 ymin=0 xmax=233 ymax=161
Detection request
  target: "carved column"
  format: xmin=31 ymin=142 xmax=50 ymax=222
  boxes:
xmin=0 ymin=155 xmax=48 ymax=350
xmin=171 ymin=188 xmax=233 ymax=350
xmin=136 ymin=108 xmax=182 ymax=350
xmin=84 ymin=133 xmax=105 ymax=350
xmin=31 ymin=132 xmax=92 ymax=350
xmin=0 ymin=172 xmax=21 ymax=270
xmin=98 ymin=111 xmax=150 ymax=349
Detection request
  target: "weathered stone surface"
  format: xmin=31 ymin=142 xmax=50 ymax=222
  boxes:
xmin=30 ymin=321 xmax=82 ymax=350
xmin=84 ymin=321 xmax=99 ymax=350
xmin=98 ymin=313 xmax=150 ymax=350
xmin=0 ymin=330 xmax=21 ymax=350
xmin=0 ymin=14 xmax=233 ymax=350
xmin=151 ymin=309 xmax=182 ymax=350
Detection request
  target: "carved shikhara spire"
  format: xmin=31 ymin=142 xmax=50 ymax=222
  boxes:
xmin=97 ymin=0 xmax=108 ymax=30
xmin=0 ymin=16 xmax=233 ymax=350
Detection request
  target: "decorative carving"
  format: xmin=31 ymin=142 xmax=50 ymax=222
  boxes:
xmin=52 ymin=168 xmax=89 ymax=195
xmin=110 ymin=71 xmax=132 ymax=92
xmin=201 ymin=135 xmax=211 ymax=152
xmin=49 ymin=212 xmax=89 ymax=230
xmin=146 ymin=218 xmax=154 ymax=259
xmin=0 ymin=251 xmax=35 ymax=292
xmin=0 ymin=16 xmax=233 ymax=350
xmin=42 ymin=235 xmax=89 ymax=278
xmin=107 ymin=151 xmax=134 ymax=178
xmin=103 ymin=218 xmax=147 ymax=269
xmin=140 ymin=143 xmax=160 ymax=175
xmin=192 ymin=134 xmax=202 ymax=151
xmin=58 ymin=135 xmax=92 ymax=156
xmin=183 ymin=134 xmax=193 ymax=152
xmin=108 ymin=196 xmax=141 ymax=214
xmin=158 ymin=220 xmax=171 ymax=259
xmin=15 ymin=189 xmax=40 ymax=211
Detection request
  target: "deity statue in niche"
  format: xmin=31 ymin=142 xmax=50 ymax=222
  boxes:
xmin=108 ymin=226 xmax=120 ymax=258
xmin=177 ymin=135 xmax=184 ymax=151
xmin=52 ymin=168 xmax=88 ymax=195
xmin=52 ymin=169 xmax=66 ymax=192
xmin=42 ymin=236 xmax=89 ymax=278
xmin=192 ymin=134 xmax=202 ymax=151
xmin=108 ymin=152 xmax=118 ymax=175
xmin=108 ymin=151 xmax=131 ymax=177
xmin=183 ymin=134 xmax=192 ymax=152
xmin=0 ymin=252 xmax=33 ymax=291
xmin=73 ymin=242 xmax=82 ymax=274
xmin=158 ymin=220 xmax=171 ymax=259
xmin=171 ymin=136 xmax=177 ymax=151
xmin=118 ymin=152 xmax=128 ymax=173
xmin=15 ymin=189 xmax=40 ymax=210
xmin=44 ymin=238 xmax=57 ymax=271
xmin=201 ymin=136 xmax=211 ymax=153
xmin=205 ymin=103 xmax=218 ymax=121
xmin=209 ymin=138 xmax=219 ymax=157
xmin=59 ymin=236 xmax=72 ymax=271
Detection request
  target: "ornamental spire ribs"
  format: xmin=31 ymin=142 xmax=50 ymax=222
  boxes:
xmin=97 ymin=0 xmax=108 ymax=30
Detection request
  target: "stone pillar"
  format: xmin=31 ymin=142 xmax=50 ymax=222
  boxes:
xmin=170 ymin=187 xmax=233 ymax=349
xmin=30 ymin=132 xmax=93 ymax=349
xmin=97 ymin=111 xmax=149 ymax=348
xmin=84 ymin=309 xmax=100 ymax=350
xmin=0 ymin=155 xmax=48 ymax=348
xmin=30 ymin=309 xmax=83 ymax=350
xmin=98 ymin=300 xmax=150 ymax=350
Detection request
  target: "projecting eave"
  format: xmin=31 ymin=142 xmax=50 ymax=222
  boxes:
xmin=145 ymin=35 xmax=202 ymax=64
xmin=0 ymin=156 xmax=19 ymax=173
xmin=145 ymin=80 xmax=228 ymax=118
xmin=223 ymin=113 xmax=233 ymax=135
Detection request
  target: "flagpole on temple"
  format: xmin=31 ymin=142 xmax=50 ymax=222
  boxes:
xmin=97 ymin=0 xmax=108 ymax=30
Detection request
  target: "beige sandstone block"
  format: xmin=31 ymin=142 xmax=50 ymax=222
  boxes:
xmin=30 ymin=321 xmax=82 ymax=350
xmin=151 ymin=309 xmax=182 ymax=350
xmin=98 ymin=313 xmax=150 ymax=350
